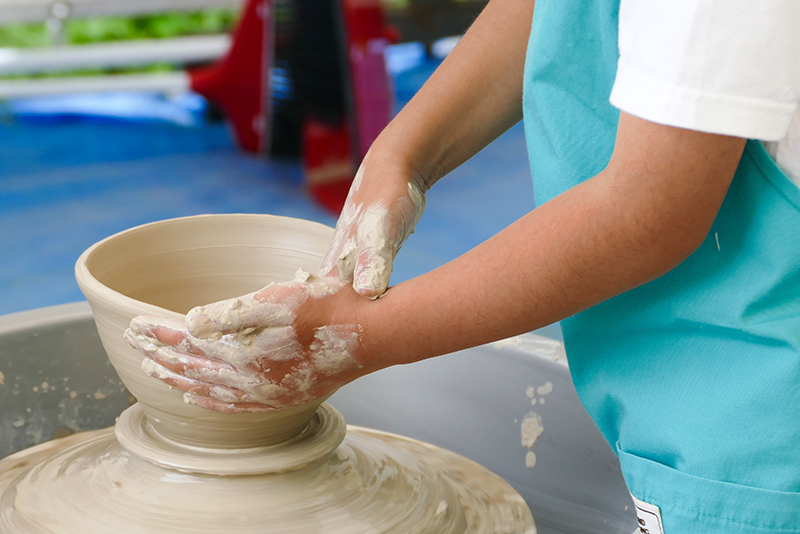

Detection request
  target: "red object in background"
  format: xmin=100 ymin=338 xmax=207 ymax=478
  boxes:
xmin=303 ymin=117 xmax=354 ymax=213
xmin=188 ymin=0 xmax=272 ymax=154
xmin=342 ymin=0 xmax=395 ymax=158
xmin=186 ymin=0 xmax=395 ymax=215
xmin=303 ymin=0 xmax=395 ymax=214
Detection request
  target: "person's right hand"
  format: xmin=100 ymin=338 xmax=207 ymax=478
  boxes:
xmin=318 ymin=152 xmax=428 ymax=299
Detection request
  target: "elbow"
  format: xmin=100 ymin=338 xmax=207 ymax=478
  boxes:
xmin=635 ymin=213 xmax=716 ymax=280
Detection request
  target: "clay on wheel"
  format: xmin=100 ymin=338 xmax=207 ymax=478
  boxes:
xmin=0 ymin=214 xmax=536 ymax=533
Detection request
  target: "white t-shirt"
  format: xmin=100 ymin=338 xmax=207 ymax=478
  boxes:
xmin=609 ymin=0 xmax=800 ymax=186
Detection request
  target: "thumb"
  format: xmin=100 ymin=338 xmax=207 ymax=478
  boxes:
xmin=352 ymin=209 xmax=398 ymax=298
xmin=186 ymin=285 xmax=302 ymax=338
xmin=353 ymin=246 xmax=394 ymax=298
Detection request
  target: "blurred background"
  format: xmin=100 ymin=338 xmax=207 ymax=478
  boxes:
xmin=0 ymin=0 xmax=555 ymax=337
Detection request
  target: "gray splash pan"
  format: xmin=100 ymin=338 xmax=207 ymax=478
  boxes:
xmin=0 ymin=302 xmax=637 ymax=534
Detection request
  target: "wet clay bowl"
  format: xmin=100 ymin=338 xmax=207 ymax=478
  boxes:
xmin=75 ymin=214 xmax=335 ymax=450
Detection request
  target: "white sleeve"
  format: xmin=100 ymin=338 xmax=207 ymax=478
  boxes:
xmin=609 ymin=0 xmax=800 ymax=141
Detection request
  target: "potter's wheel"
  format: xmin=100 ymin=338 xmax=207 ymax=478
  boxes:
xmin=0 ymin=302 xmax=640 ymax=534
xmin=0 ymin=215 xmax=537 ymax=533
xmin=0 ymin=403 xmax=534 ymax=533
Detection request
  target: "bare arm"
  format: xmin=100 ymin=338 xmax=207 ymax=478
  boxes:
xmin=369 ymin=0 xmax=535 ymax=187
xmin=314 ymin=0 xmax=536 ymax=298
xmin=126 ymin=113 xmax=746 ymax=412
xmin=357 ymin=113 xmax=747 ymax=366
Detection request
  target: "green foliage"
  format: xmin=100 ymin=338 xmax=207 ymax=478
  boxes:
xmin=0 ymin=23 xmax=50 ymax=48
xmin=142 ymin=9 xmax=238 ymax=38
xmin=65 ymin=17 xmax=138 ymax=44
xmin=0 ymin=9 xmax=238 ymax=48
xmin=66 ymin=9 xmax=238 ymax=43
xmin=0 ymin=9 xmax=239 ymax=78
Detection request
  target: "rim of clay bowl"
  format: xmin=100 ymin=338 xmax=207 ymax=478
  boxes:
xmin=75 ymin=213 xmax=335 ymax=319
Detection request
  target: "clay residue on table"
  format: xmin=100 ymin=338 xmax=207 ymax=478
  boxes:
xmin=521 ymin=411 xmax=543 ymax=470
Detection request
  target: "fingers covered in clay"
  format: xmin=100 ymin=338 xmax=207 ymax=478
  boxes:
xmin=136 ymin=342 xmax=284 ymax=407
xmin=185 ymin=271 xmax=348 ymax=339
xmin=140 ymin=358 xmax=278 ymax=413
xmin=141 ymin=348 xmax=321 ymax=411
xmin=127 ymin=321 xmax=296 ymax=392
xmin=124 ymin=271 xmax=367 ymax=413
xmin=128 ymin=334 xmax=233 ymax=381
xmin=186 ymin=284 xmax=304 ymax=338
xmin=127 ymin=316 xmax=195 ymax=350
xmin=319 ymin=172 xmax=426 ymax=299
xmin=140 ymin=357 xmax=213 ymax=395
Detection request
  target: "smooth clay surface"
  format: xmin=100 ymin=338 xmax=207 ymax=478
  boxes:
xmin=0 ymin=214 xmax=536 ymax=533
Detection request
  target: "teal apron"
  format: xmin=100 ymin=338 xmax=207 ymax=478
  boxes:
xmin=523 ymin=1 xmax=800 ymax=532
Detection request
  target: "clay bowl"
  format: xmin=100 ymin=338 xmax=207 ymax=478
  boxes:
xmin=75 ymin=214 xmax=335 ymax=450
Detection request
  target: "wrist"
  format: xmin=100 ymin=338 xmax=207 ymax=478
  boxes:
xmin=351 ymin=289 xmax=408 ymax=373
xmin=370 ymin=121 xmax=445 ymax=193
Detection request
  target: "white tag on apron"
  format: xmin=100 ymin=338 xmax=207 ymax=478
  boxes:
xmin=631 ymin=495 xmax=665 ymax=534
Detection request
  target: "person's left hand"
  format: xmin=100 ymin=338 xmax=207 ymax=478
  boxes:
xmin=124 ymin=270 xmax=372 ymax=413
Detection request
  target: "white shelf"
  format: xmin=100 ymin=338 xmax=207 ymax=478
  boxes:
xmin=0 ymin=34 xmax=230 ymax=76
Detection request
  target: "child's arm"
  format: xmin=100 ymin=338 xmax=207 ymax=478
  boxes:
xmin=359 ymin=113 xmax=746 ymax=366
xmin=124 ymin=0 xmax=749 ymax=412
xmin=126 ymin=112 xmax=745 ymax=412
xmin=376 ymin=0 xmax=534 ymax=187
xmin=316 ymin=0 xmax=536 ymax=298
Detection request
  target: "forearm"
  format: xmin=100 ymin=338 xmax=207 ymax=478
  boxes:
xmin=371 ymin=0 xmax=535 ymax=188
xmin=325 ymin=0 xmax=536 ymax=292
xmin=358 ymin=115 xmax=746 ymax=367
xmin=363 ymin=176 xmax=673 ymax=363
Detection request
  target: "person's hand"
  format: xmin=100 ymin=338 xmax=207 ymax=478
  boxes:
xmin=318 ymin=152 xmax=427 ymax=298
xmin=124 ymin=270 xmax=372 ymax=413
